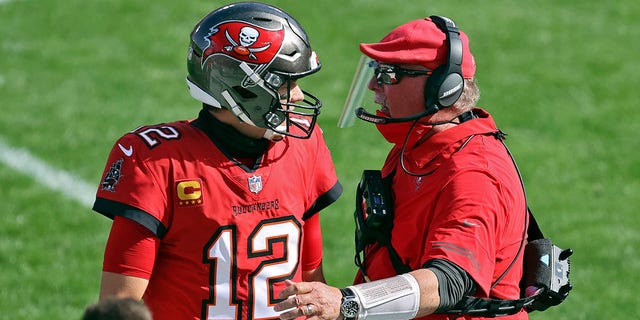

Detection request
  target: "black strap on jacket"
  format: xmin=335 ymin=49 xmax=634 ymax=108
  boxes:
xmin=445 ymin=130 xmax=538 ymax=317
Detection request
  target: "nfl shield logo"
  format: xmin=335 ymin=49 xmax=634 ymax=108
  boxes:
xmin=248 ymin=175 xmax=263 ymax=194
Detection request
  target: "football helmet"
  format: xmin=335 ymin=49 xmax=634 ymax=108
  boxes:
xmin=187 ymin=2 xmax=322 ymax=139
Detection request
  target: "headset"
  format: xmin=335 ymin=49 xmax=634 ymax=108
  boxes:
xmin=355 ymin=15 xmax=465 ymax=124
xmin=424 ymin=15 xmax=465 ymax=115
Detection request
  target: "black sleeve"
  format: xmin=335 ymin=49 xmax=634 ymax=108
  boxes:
xmin=302 ymin=181 xmax=343 ymax=220
xmin=424 ymin=258 xmax=478 ymax=313
xmin=93 ymin=197 xmax=167 ymax=238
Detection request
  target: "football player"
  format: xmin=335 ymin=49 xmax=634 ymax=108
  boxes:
xmin=92 ymin=2 xmax=342 ymax=319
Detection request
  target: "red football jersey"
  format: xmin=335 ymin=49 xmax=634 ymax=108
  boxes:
xmin=94 ymin=117 xmax=342 ymax=320
xmin=356 ymin=109 xmax=528 ymax=320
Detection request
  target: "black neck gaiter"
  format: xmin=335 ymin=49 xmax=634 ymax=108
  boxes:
xmin=193 ymin=107 xmax=269 ymax=158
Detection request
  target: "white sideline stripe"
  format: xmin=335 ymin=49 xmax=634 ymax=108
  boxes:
xmin=0 ymin=137 xmax=95 ymax=208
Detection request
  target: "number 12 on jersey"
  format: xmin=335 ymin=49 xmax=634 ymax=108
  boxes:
xmin=203 ymin=217 xmax=301 ymax=320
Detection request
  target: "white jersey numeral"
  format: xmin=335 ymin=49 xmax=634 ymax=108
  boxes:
xmin=204 ymin=217 xmax=301 ymax=320
xmin=135 ymin=126 xmax=180 ymax=148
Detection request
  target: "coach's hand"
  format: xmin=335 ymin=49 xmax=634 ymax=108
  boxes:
xmin=275 ymin=280 xmax=343 ymax=320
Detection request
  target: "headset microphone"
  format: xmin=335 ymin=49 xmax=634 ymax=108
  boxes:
xmin=356 ymin=107 xmax=471 ymax=127
xmin=355 ymin=107 xmax=437 ymax=124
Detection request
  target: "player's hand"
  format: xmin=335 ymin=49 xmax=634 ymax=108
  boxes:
xmin=275 ymin=280 xmax=343 ymax=320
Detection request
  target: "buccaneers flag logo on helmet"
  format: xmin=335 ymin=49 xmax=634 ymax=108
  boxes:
xmin=202 ymin=21 xmax=285 ymax=65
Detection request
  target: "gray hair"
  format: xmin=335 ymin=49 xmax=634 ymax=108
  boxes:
xmin=453 ymin=78 xmax=480 ymax=112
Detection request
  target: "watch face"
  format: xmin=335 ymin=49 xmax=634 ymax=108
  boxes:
xmin=341 ymin=299 xmax=359 ymax=318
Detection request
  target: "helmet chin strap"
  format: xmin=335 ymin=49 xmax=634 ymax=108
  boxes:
xmin=220 ymin=90 xmax=285 ymax=142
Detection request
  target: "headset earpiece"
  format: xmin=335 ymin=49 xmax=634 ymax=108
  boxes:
xmin=424 ymin=16 xmax=465 ymax=115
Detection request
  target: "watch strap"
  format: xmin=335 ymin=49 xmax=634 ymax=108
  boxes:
xmin=340 ymin=287 xmax=354 ymax=297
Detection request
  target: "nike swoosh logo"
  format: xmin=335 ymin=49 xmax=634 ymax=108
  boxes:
xmin=118 ymin=143 xmax=133 ymax=157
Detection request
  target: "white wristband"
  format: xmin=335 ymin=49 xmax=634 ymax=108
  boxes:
xmin=348 ymin=274 xmax=420 ymax=320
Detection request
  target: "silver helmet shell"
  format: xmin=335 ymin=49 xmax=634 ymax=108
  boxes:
xmin=187 ymin=2 xmax=322 ymax=139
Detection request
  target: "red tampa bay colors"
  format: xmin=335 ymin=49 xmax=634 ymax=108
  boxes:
xmin=93 ymin=114 xmax=342 ymax=319
xmin=355 ymin=109 xmax=528 ymax=319
xmin=202 ymin=21 xmax=285 ymax=64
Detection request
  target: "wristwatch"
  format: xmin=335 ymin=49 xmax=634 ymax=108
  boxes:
xmin=340 ymin=287 xmax=360 ymax=320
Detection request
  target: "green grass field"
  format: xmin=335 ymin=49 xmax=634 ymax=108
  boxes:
xmin=1 ymin=0 xmax=639 ymax=318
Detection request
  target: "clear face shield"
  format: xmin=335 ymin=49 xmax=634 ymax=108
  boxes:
xmin=338 ymin=55 xmax=375 ymax=128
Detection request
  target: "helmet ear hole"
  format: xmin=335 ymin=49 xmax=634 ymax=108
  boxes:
xmin=233 ymin=86 xmax=258 ymax=99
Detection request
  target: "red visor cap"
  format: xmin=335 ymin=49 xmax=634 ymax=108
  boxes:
xmin=360 ymin=17 xmax=476 ymax=78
